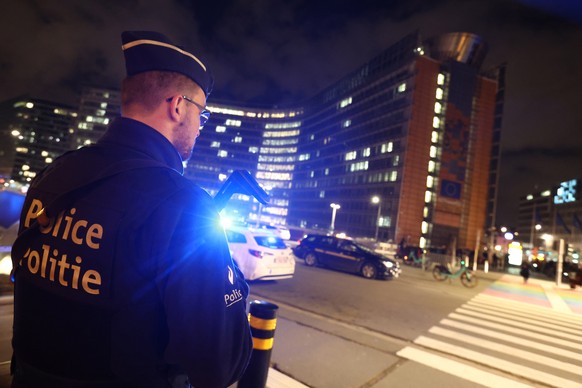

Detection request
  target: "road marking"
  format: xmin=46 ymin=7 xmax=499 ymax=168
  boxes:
xmin=469 ymin=295 xmax=582 ymax=327
xmin=413 ymin=336 xmax=582 ymax=388
xmin=455 ymin=307 xmax=582 ymax=342
xmin=429 ymin=326 xmax=582 ymax=376
xmin=541 ymin=282 xmax=573 ymax=313
xmin=396 ymin=346 xmax=533 ymax=388
xmin=440 ymin=318 xmax=582 ymax=360
xmin=463 ymin=298 xmax=582 ymax=329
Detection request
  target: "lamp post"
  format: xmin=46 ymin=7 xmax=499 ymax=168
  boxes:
xmin=330 ymin=203 xmax=341 ymax=233
xmin=371 ymin=196 xmax=381 ymax=241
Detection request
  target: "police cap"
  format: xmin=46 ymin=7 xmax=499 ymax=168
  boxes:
xmin=121 ymin=31 xmax=214 ymax=96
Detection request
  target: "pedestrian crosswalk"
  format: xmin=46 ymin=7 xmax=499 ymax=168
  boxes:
xmin=397 ymin=292 xmax=582 ymax=387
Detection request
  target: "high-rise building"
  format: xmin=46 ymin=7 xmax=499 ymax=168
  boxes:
xmin=0 ymin=31 xmax=503 ymax=253
xmin=188 ymin=31 xmax=502 ymax=252
xmin=72 ymin=87 xmax=121 ymax=149
xmin=517 ymin=178 xmax=582 ymax=253
xmin=0 ymin=96 xmax=77 ymax=184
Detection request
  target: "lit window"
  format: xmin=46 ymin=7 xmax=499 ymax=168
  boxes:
xmin=349 ymin=161 xmax=368 ymax=172
xmin=420 ymin=237 xmax=427 ymax=248
xmin=381 ymin=142 xmax=393 ymax=153
xmin=342 ymin=119 xmax=351 ymax=128
xmin=362 ymin=147 xmax=370 ymax=157
xmin=434 ymin=102 xmax=442 ymax=114
xmin=428 ymin=161 xmax=435 ymax=173
xmin=423 ymin=207 xmax=429 ymax=218
xmin=390 ymin=171 xmax=397 ymax=181
xmin=339 ymin=97 xmax=353 ymax=108
xmin=431 ymin=131 xmax=439 ymax=143
xmin=218 ymin=150 xmax=228 ymax=158
xmin=216 ymin=126 xmax=226 ymax=133
xmin=541 ymin=190 xmax=551 ymax=197
xmin=310 ymin=171 xmax=314 ymax=178
xmin=436 ymin=88 xmax=444 ymax=100
xmin=45 ymin=157 xmax=53 ymax=163
xmin=430 ymin=146 xmax=437 ymax=158
xmin=249 ymin=146 xmax=258 ymax=153
xmin=433 ymin=117 xmax=440 ymax=128
xmin=324 ymin=168 xmax=329 ymax=175
xmin=397 ymin=83 xmax=406 ymax=93
xmin=425 ymin=190 xmax=432 ymax=203
xmin=319 ymin=191 xmax=325 ymax=198
xmin=393 ymin=155 xmax=400 ymax=166
xmin=426 ymin=176 xmax=434 ymax=188
xmin=437 ymin=73 xmax=445 ymax=85
xmin=225 ymin=119 xmax=241 ymax=127
xmin=526 ymin=194 xmax=533 ymax=200
xmin=345 ymin=151 xmax=357 ymax=161
xmin=421 ymin=221 xmax=429 ymax=234
xmin=211 ymin=141 xmax=220 ymax=148
xmin=233 ymin=136 xmax=242 ymax=143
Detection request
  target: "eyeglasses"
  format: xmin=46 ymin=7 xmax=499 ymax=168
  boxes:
xmin=166 ymin=95 xmax=211 ymax=129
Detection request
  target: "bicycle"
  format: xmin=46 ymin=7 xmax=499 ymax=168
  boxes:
xmin=432 ymin=261 xmax=478 ymax=288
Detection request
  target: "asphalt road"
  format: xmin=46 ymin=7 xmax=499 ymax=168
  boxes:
xmin=0 ymin=262 xmax=500 ymax=388
xmin=250 ymin=259 xmax=495 ymax=341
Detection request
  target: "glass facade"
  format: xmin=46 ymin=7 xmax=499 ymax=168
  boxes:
xmin=0 ymin=31 xmax=500 ymax=251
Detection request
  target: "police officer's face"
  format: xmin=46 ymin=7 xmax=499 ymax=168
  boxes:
xmin=175 ymin=90 xmax=205 ymax=160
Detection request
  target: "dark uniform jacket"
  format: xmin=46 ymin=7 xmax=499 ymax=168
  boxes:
xmin=11 ymin=117 xmax=252 ymax=387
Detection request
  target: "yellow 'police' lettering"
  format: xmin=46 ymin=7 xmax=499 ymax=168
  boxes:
xmin=23 ymin=245 xmax=102 ymax=295
xmin=24 ymin=199 xmax=43 ymax=228
xmin=24 ymin=199 xmax=104 ymax=250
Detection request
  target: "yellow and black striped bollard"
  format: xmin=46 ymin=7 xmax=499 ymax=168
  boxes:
xmin=238 ymin=300 xmax=279 ymax=388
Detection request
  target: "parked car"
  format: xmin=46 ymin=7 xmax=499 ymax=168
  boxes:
xmin=293 ymin=234 xmax=400 ymax=280
xmin=224 ymin=225 xmax=295 ymax=281
xmin=256 ymin=223 xmax=291 ymax=240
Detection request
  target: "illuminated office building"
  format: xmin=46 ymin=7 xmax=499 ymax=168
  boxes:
xmin=189 ymin=31 xmax=502 ymax=251
xmin=517 ymin=178 xmax=582 ymax=252
xmin=0 ymin=31 xmax=503 ymax=252
xmin=72 ymin=87 xmax=121 ymax=149
xmin=0 ymin=97 xmax=77 ymax=183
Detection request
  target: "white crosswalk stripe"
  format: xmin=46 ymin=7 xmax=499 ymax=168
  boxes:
xmin=397 ymin=293 xmax=582 ymax=387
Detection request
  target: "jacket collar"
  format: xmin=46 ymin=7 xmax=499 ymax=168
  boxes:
xmin=99 ymin=117 xmax=184 ymax=174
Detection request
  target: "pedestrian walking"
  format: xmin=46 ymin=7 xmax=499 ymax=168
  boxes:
xmin=520 ymin=260 xmax=531 ymax=284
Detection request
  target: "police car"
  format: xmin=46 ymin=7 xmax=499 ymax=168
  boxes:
xmin=293 ymin=234 xmax=401 ymax=280
xmin=224 ymin=225 xmax=295 ymax=281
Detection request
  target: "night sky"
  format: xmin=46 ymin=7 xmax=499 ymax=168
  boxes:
xmin=1 ymin=0 xmax=581 ymax=228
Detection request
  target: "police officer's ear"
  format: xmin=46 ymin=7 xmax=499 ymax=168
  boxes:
xmin=166 ymin=96 xmax=183 ymax=122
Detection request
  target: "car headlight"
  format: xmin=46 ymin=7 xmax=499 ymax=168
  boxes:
xmin=383 ymin=261 xmax=394 ymax=268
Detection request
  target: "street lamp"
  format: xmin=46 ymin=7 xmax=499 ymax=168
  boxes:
xmin=371 ymin=196 xmax=381 ymax=241
xmin=330 ymin=203 xmax=341 ymax=233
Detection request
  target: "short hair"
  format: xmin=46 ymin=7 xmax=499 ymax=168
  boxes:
xmin=121 ymin=71 xmax=199 ymax=112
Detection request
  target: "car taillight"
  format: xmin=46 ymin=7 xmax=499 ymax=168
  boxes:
xmin=249 ymin=249 xmax=263 ymax=258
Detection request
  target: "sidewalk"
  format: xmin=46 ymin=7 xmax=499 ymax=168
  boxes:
xmin=480 ymin=268 xmax=582 ymax=315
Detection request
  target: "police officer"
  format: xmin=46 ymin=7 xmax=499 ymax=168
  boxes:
xmin=11 ymin=31 xmax=252 ymax=387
